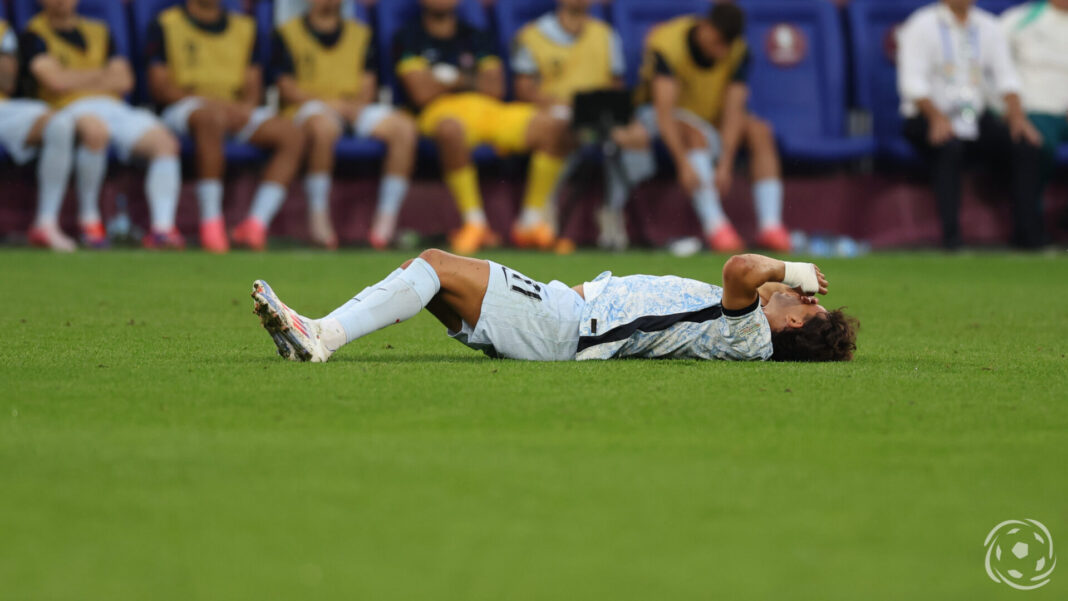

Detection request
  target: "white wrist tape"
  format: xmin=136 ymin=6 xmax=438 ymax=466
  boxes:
xmin=782 ymin=262 xmax=819 ymax=295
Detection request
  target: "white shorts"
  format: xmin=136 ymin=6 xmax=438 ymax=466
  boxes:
xmin=292 ymin=100 xmax=393 ymax=138
xmin=449 ymin=261 xmax=585 ymax=361
xmin=0 ymin=99 xmax=49 ymax=164
xmin=57 ymin=96 xmax=162 ymax=162
xmin=161 ymin=97 xmax=275 ymax=143
xmin=634 ymin=104 xmax=722 ymax=157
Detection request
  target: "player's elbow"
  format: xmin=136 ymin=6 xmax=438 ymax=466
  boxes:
xmin=723 ymin=254 xmax=757 ymax=284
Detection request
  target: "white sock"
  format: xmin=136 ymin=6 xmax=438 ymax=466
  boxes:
xmin=197 ymin=179 xmax=223 ymax=221
xmin=753 ymin=178 xmax=783 ymax=230
xmin=304 ymin=173 xmax=331 ymax=214
xmin=463 ymin=208 xmax=487 ymax=225
xmin=248 ymin=182 xmax=287 ymax=226
xmin=376 ymin=174 xmax=409 ymax=217
xmin=146 ymin=157 xmax=181 ymax=231
xmin=324 ymin=267 xmax=404 ymax=324
xmin=518 ymin=206 xmax=543 ymax=228
xmin=323 ymin=258 xmax=440 ymax=346
xmin=75 ymin=146 xmax=107 ymax=225
xmin=687 ymin=149 xmax=726 ymax=232
xmin=621 ymin=148 xmax=656 ymax=186
xmin=34 ymin=114 xmax=75 ymax=225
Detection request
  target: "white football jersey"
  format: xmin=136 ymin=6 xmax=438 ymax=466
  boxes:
xmin=575 ymin=272 xmax=773 ymax=361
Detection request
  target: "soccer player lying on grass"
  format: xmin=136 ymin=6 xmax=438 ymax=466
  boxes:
xmin=252 ymin=250 xmax=858 ymax=363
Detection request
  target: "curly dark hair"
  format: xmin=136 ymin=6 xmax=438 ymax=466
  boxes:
xmin=770 ymin=309 xmax=859 ymax=362
xmin=707 ymin=3 xmax=746 ymax=43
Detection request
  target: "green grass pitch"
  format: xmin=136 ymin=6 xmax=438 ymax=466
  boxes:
xmin=1 ymin=249 xmax=1066 ymax=600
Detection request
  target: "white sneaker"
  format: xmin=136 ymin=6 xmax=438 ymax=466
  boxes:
xmin=251 ymin=280 xmax=332 ymax=363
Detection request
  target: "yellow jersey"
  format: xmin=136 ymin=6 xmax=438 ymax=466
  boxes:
xmin=513 ymin=14 xmax=620 ymax=103
xmin=154 ymin=5 xmax=256 ymax=102
xmin=637 ymin=16 xmax=749 ymax=125
xmin=25 ymin=14 xmax=115 ymax=107
xmin=275 ymin=16 xmax=371 ymax=115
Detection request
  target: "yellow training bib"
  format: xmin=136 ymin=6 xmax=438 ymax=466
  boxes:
xmin=157 ymin=6 xmax=255 ymax=102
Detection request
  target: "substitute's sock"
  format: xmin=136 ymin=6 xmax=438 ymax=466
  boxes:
xmin=34 ymin=114 xmax=75 ymax=225
xmin=753 ymin=178 xmax=784 ymax=230
xmin=521 ymin=152 xmax=565 ymax=215
xmin=75 ymin=146 xmax=107 ymax=225
xmin=687 ymin=149 xmax=727 ymax=233
xmin=248 ymin=182 xmax=287 ymax=226
xmin=146 ymin=157 xmax=181 ymax=231
xmin=304 ymin=173 xmax=331 ymax=215
xmin=621 ymin=148 xmax=656 ymax=187
xmin=376 ymin=174 xmax=409 ymax=217
xmin=197 ymin=179 xmax=224 ymax=222
xmin=445 ymin=165 xmax=485 ymax=224
xmin=323 ymin=258 xmax=441 ymax=346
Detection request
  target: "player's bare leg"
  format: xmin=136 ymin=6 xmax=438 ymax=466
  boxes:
xmin=234 ymin=116 xmax=307 ymax=250
xmin=252 ymin=249 xmax=487 ymax=362
xmin=675 ymin=118 xmax=742 ymax=252
xmin=188 ymin=106 xmax=230 ymax=252
xmin=302 ymin=113 xmax=342 ymax=249
xmin=744 ymin=115 xmax=790 ymax=252
xmin=367 ymin=112 xmax=418 ymax=249
xmin=512 ymin=112 xmax=569 ymax=251
xmin=436 ymin=118 xmax=495 ymax=254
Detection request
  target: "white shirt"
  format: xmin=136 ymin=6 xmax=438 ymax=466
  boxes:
xmin=897 ymin=3 xmax=1020 ymax=137
xmin=1002 ymin=2 xmax=1068 ymax=115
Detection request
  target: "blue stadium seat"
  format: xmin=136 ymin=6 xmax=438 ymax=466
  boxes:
xmin=847 ymin=0 xmax=927 ymax=161
xmin=12 ymin=0 xmax=131 ymax=57
xmin=257 ymin=0 xmax=384 ymax=162
xmin=131 ymin=0 xmax=262 ymax=163
xmin=610 ymin=0 xmax=709 ymax=88
xmin=375 ymin=0 xmax=495 ymax=163
xmin=742 ymin=0 xmax=874 ymax=161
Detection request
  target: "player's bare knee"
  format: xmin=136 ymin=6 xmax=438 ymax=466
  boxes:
xmin=747 ymin=118 xmax=775 ymax=148
xmin=679 ymin=121 xmax=706 ymax=150
xmin=388 ymin=113 xmax=418 ymax=148
xmin=274 ymin=119 xmax=306 ymax=154
xmin=190 ymin=109 xmax=225 ymax=141
xmin=434 ymin=119 xmax=465 ymax=148
xmin=76 ymin=116 xmax=109 ymax=151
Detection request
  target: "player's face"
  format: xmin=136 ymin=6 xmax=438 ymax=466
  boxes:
xmin=41 ymin=0 xmax=77 ymax=18
xmin=695 ymin=22 xmax=731 ymax=61
xmin=307 ymin=0 xmax=342 ymax=14
xmin=763 ymin=291 xmax=827 ymax=332
xmin=558 ymin=0 xmax=592 ymax=12
xmin=422 ymin=0 xmax=460 ymax=15
xmin=942 ymin=0 xmax=976 ymax=14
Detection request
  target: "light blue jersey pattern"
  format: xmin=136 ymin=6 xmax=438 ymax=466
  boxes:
xmin=575 ymin=272 xmax=773 ymax=361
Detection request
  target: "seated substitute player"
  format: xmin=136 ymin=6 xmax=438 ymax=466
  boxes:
xmin=625 ymin=3 xmax=791 ymax=253
xmin=146 ymin=0 xmax=307 ymax=252
xmin=510 ymin=0 xmax=650 ymax=251
xmin=24 ymin=0 xmax=184 ymax=249
xmin=0 ymin=17 xmax=76 ymax=251
xmin=273 ymin=0 xmax=418 ymax=250
xmin=394 ymin=0 xmax=571 ymax=254
xmin=251 ymin=250 xmax=858 ymax=363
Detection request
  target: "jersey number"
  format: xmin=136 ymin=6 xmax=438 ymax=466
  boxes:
xmin=503 ymin=267 xmax=542 ymax=301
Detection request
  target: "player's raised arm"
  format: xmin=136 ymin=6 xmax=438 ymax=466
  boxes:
xmin=721 ymin=253 xmax=827 ymax=311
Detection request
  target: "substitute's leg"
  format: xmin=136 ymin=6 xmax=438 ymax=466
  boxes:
xmin=73 ymin=114 xmax=110 ymax=248
xmin=235 ymin=116 xmax=307 ymax=251
xmin=188 ymin=106 xmax=230 ymax=252
xmin=368 ymin=111 xmax=417 ymax=249
xmin=677 ymin=119 xmax=741 ymax=252
xmin=437 ymin=118 xmax=495 ymax=254
xmin=746 ymin=116 xmax=790 ymax=252
xmin=131 ymin=126 xmax=184 ymax=249
xmin=27 ymin=112 xmax=77 ymax=252
xmin=302 ymin=113 xmax=342 ymax=249
xmin=513 ymin=111 xmax=569 ymax=250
